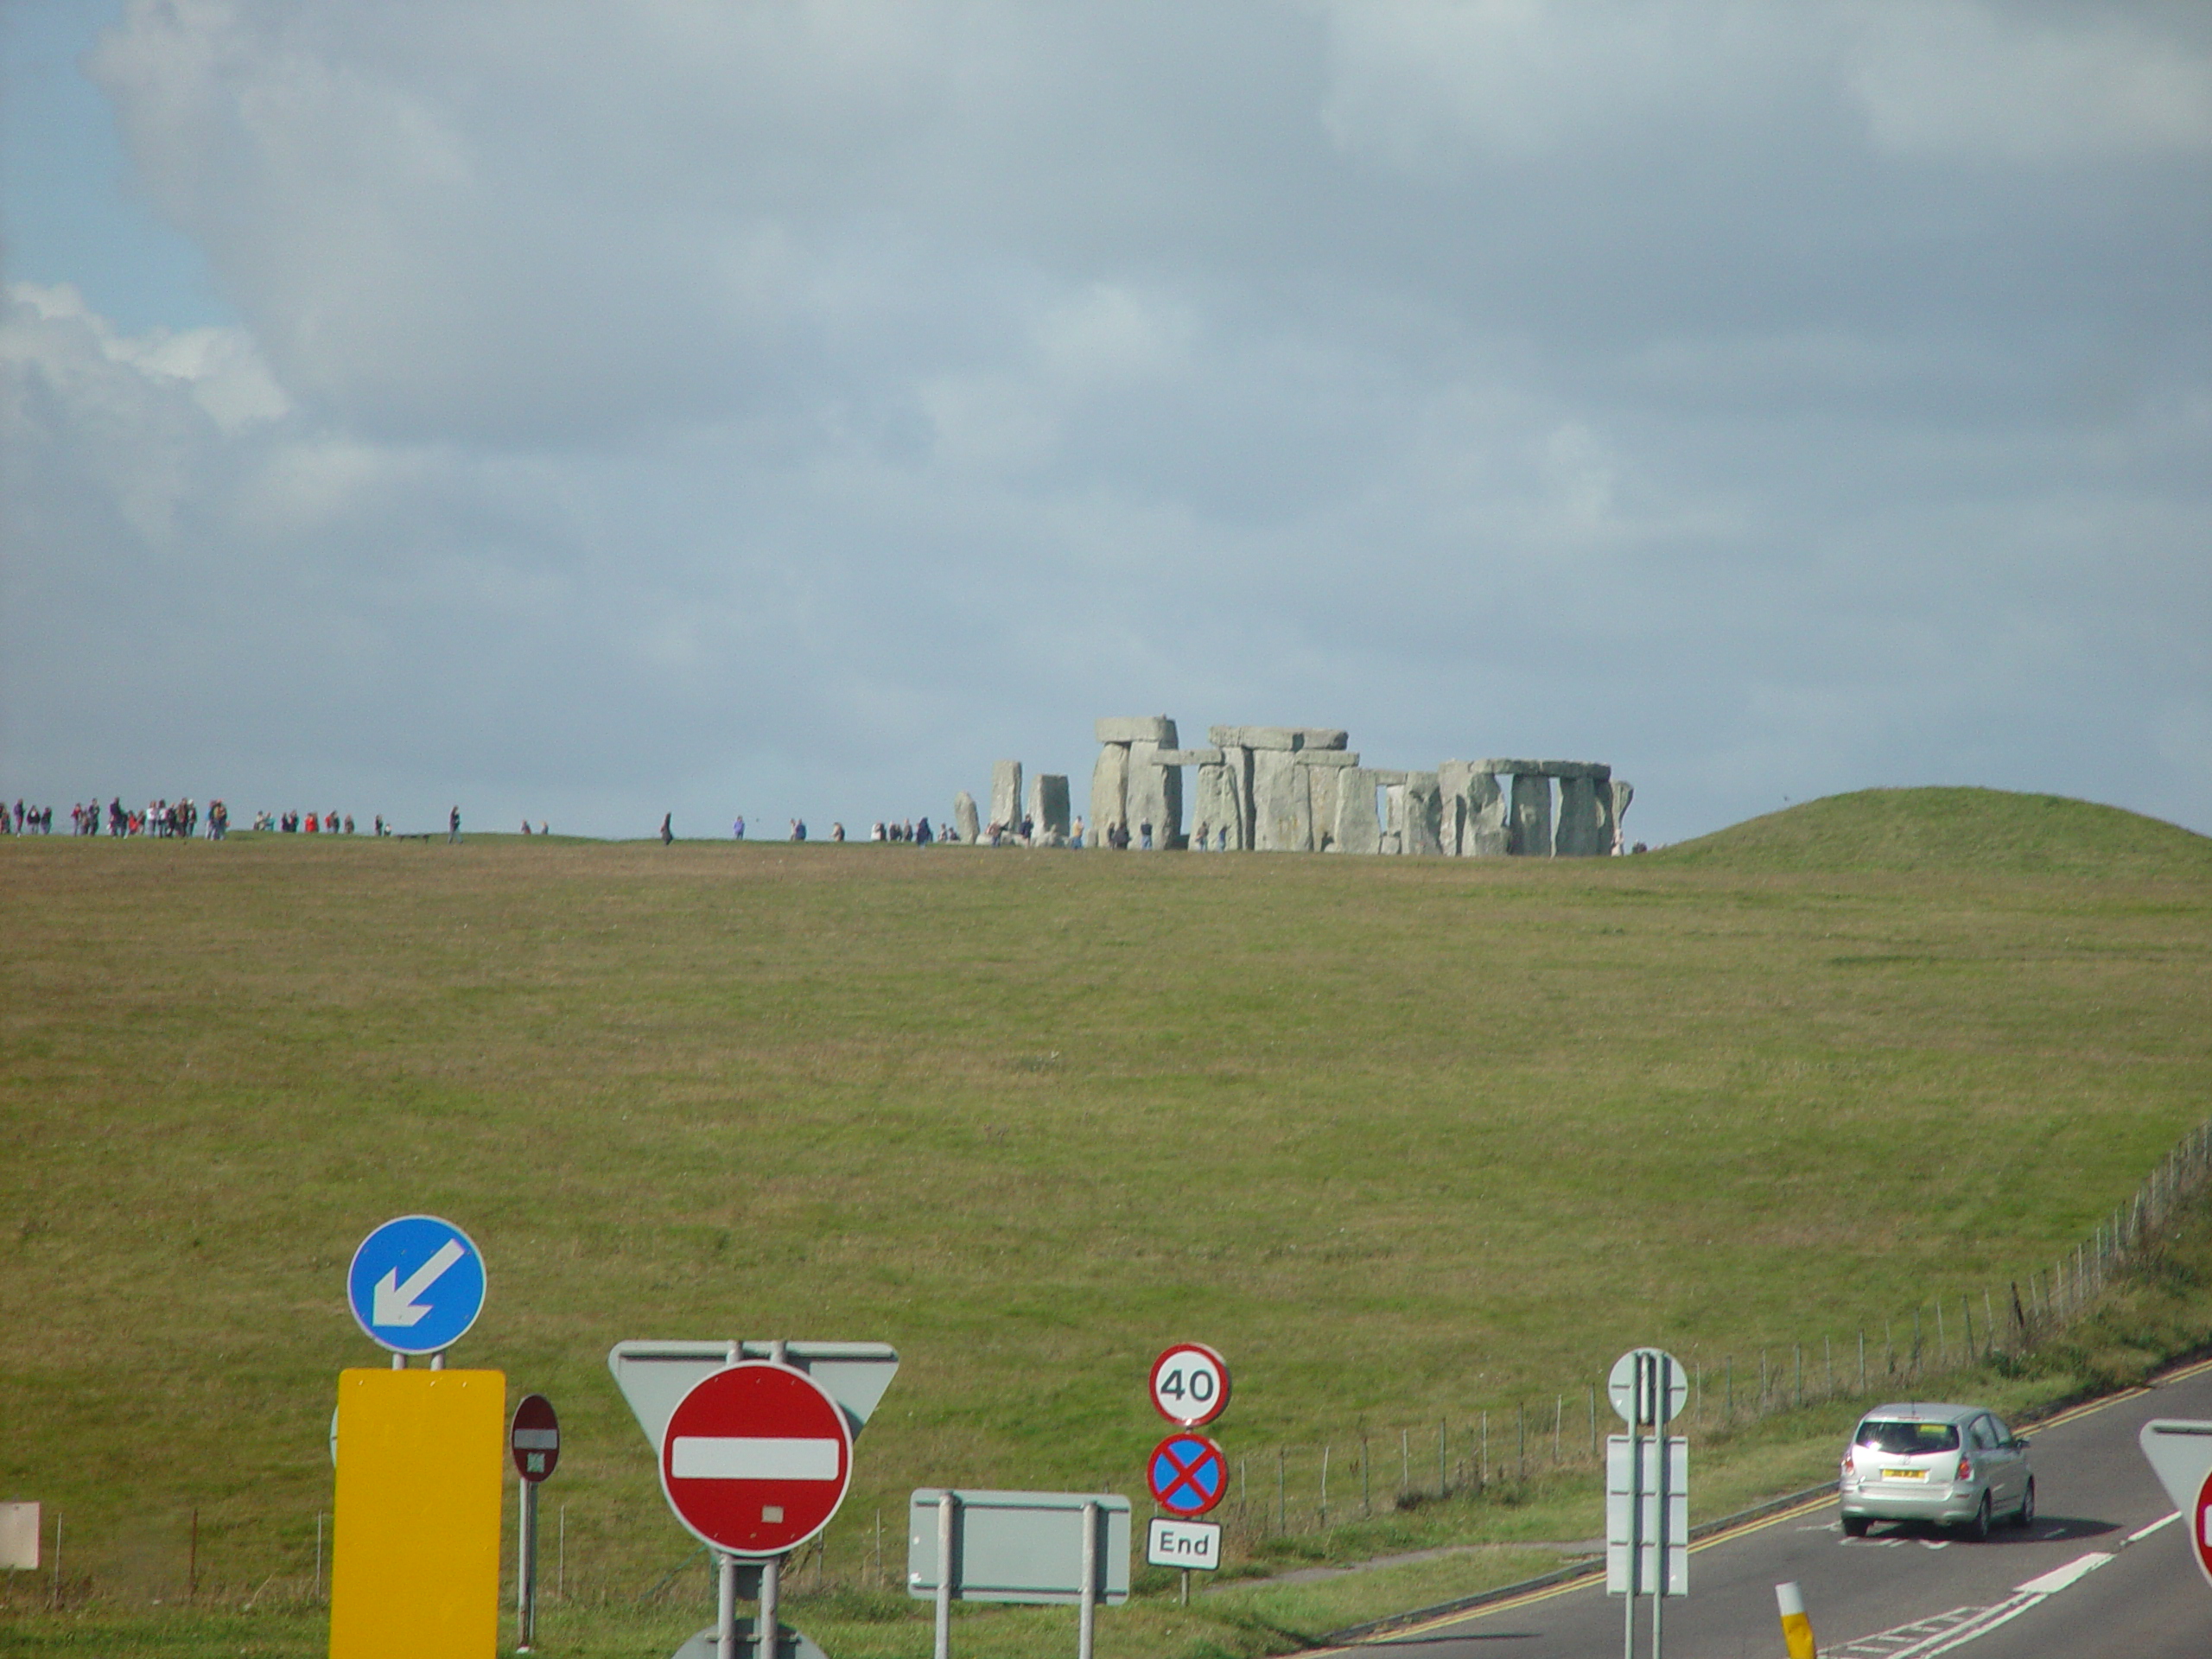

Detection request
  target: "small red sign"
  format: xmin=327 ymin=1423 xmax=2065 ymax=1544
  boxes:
xmin=1148 ymin=1433 xmax=1229 ymax=1517
xmin=659 ymin=1361 xmax=854 ymax=1557
xmin=511 ymin=1393 xmax=560 ymax=1483
xmin=2196 ymin=1465 xmax=2212 ymax=1588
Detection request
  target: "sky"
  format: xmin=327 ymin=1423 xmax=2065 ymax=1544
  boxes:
xmin=3 ymin=0 xmax=2207 ymax=844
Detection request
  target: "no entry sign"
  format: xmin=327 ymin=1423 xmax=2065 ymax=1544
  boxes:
xmin=2196 ymin=1466 xmax=2212 ymax=1589
xmin=1147 ymin=1433 xmax=1228 ymax=1517
xmin=511 ymin=1393 xmax=560 ymax=1483
xmin=659 ymin=1361 xmax=853 ymax=1557
xmin=1149 ymin=1343 xmax=1230 ymax=1427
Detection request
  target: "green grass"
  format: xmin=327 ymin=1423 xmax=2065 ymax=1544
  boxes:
xmin=2 ymin=786 xmax=2209 ymax=1656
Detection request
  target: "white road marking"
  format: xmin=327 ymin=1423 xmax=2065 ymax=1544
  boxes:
xmin=2126 ymin=1510 xmax=2181 ymax=1544
xmin=2012 ymin=1552 xmax=2111 ymax=1596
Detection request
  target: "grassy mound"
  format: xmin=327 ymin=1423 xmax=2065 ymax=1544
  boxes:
xmin=1 ymin=790 xmax=2206 ymax=1656
xmin=1659 ymin=786 xmax=2212 ymax=878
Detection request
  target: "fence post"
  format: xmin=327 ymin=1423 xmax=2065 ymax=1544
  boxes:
xmin=1479 ymin=1411 xmax=1488 ymax=1491
xmin=1589 ymin=1385 xmax=1598 ymax=1459
xmin=1517 ymin=1402 xmax=1526 ymax=1482
xmin=1277 ymin=1447 xmax=1286 ymax=1534
xmin=1362 ymin=1434 xmax=1370 ymax=1517
xmin=1400 ymin=1429 xmax=1408 ymax=1501
xmin=1439 ymin=1420 xmax=1449 ymax=1497
xmin=1320 ymin=1444 xmax=1331 ymax=1528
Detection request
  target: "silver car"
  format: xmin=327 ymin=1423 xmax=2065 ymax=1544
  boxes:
xmin=1838 ymin=1402 xmax=2035 ymax=1540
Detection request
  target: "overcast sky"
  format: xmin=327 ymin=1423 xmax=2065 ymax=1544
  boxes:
xmin=4 ymin=1 xmax=2207 ymax=843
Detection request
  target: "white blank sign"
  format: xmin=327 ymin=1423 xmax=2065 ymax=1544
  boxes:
xmin=671 ymin=1436 xmax=842 ymax=1481
xmin=0 ymin=1503 xmax=38 ymax=1572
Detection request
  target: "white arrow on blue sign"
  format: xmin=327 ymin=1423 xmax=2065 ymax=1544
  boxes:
xmin=346 ymin=1215 xmax=487 ymax=1356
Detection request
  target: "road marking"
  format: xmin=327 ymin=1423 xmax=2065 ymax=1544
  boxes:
xmin=2012 ymin=1551 xmax=2111 ymax=1595
xmin=2126 ymin=1509 xmax=2181 ymax=1543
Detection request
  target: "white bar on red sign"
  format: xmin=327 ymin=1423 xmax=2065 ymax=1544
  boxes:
xmin=512 ymin=1429 xmax=559 ymax=1450
xmin=671 ymin=1436 xmax=842 ymax=1481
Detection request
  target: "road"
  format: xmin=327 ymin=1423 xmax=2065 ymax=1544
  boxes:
xmin=1322 ymin=1357 xmax=2212 ymax=1658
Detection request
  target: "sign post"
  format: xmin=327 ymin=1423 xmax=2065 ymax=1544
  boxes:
xmin=1146 ymin=1344 xmax=1233 ymax=1605
xmin=906 ymin=1488 xmax=1131 ymax=1659
xmin=511 ymin=1394 xmax=560 ymax=1652
xmin=1607 ymin=1348 xmax=1689 ymax=1659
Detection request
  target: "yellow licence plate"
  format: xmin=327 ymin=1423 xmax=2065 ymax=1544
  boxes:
xmin=1884 ymin=1468 xmax=1927 ymax=1480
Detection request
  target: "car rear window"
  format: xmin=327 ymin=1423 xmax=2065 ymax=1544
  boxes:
xmin=1856 ymin=1420 xmax=1960 ymax=1454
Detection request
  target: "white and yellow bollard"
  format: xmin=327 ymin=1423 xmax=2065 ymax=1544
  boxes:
xmin=1775 ymin=1581 xmax=1817 ymax=1658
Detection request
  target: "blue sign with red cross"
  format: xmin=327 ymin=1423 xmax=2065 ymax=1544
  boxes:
xmin=1148 ymin=1433 xmax=1227 ymax=1517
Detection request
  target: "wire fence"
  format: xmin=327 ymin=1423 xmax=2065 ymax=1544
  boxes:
xmin=10 ymin=1121 xmax=2209 ymax=1609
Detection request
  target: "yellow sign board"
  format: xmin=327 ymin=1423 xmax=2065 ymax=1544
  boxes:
xmin=331 ymin=1368 xmax=505 ymax=1659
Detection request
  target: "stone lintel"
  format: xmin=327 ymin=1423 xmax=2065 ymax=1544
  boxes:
xmin=1207 ymin=725 xmax=1302 ymax=751
xmin=1293 ymin=750 xmax=1361 ymax=768
xmin=1152 ymin=747 xmax=1224 ymax=766
xmin=1294 ymin=729 xmax=1350 ymax=751
xmin=1481 ymin=758 xmax=1611 ymax=781
xmin=1096 ymin=715 xmax=1177 ymax=745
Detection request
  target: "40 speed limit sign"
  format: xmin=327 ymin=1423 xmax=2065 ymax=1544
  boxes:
xmin=1149 ymin=1343 xmax=1230 ymax=1427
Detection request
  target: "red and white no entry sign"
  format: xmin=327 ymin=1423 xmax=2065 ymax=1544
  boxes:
xmin=1149 ymin=1343 xmax=1230 ymax=1427
xmin=2195 ymin=1466 xmax=2212 ymax=1589
xmin=658 ymin=1361 xmax=853 ymax=1557
xmin=511 ymin=1392 xmax=560 ymax=1483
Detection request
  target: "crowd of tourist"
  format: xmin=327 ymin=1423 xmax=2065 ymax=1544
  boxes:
xmin=0 ymin=797 xmax=425 ymax=840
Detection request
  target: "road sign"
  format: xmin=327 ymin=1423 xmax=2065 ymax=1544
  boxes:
xmin=608 ymin=1339 xmax=899 ymax=1452
xmin=1148 ymin=1344 xmax=1230 ymax=1427
xmin=659 ymin=1361 xmax=853 ymax=1558
xmin=1606 ymin=1434 xmax=1688 ymax=1597
xmin=512 ymin=1394 xmax=560 ymax=1483
xmin=1146 ymin=1518 xmax=1221 ymax=1572
xmin=0 ymin=1503 xmax=35 ymax=1571
xmin=1147 ymin=1433 xmax=1227 ymax=1517
xmin=1608 ymin=1348 xmax=1689 ymax=1427
xmin=906 ymin=1489 xmax=1131 ymax=1605
xmin=2196 ymin=1467 xmax=2212 ymax=1591
xmin=330 ymin=1368 xmax=505 ymax=1659
xmin=346 ymin=1216 xmax=486 ymax=1357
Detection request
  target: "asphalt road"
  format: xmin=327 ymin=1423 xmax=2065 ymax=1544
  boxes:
xmin=1324 ymin=1357 xmax=2212 ymax=1659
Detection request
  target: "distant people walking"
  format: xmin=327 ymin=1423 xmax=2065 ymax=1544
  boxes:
xmin=449 ymin=805 xmax=461 ymax=843
xmin=733 ymin=816 xmax=746 ymax=839
xmin=660 ymin=812 xmax=673 ymax=845
xmin=1140 ymin=818 xmax=1154 ymax=850
xmin=790 ymin=818 xmax=808 ymax=841
xmin=1071 ymin=816 xmax=1085 ymax=849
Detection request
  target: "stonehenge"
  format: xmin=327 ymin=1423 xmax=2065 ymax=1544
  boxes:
xmin=963 ymin=721 xmax=1629 ymax=856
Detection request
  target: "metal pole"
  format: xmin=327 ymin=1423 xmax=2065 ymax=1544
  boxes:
xmin=558 ymin=1504 xmax=565 ymax=1601
xmin=518 ymin=1480 xmax=538 ymax=1652
xmin=759 ymin=1556 xmax=780 ymax=1659
xmin=1077 ymin=1499 xmax=1098 ymax=1659
xmin=1624 ymin=1378 xmax=1640 ymax=1659
xmin=717 ymin=1553 xmax=738 ymax=1659
xmin=1651 ymin=1357 xmax=1669 ymax=1659
xmin=935 ymin=1491 xmax=954 ymax=1659
xmin=315 ymin=1513 xmax=323 ymax=1600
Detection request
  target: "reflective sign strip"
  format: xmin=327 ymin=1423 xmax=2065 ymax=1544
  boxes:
xmin=512 ymin=1429 xmax=559 ymax=1450
xmin=671 ymin=1436 xmax=842 ymax=1480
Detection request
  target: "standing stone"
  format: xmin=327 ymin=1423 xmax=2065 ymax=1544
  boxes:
xmin=1437 ymin=760 xmax=1477 ymax=856
xmin=1611 ymin=779 xmax=1634 ymax=853
xmin=1090 ymin=742 xmax=1128 ymax=849
xmin=1554 ymin=774 xmax=1609 ymax=856
xmin=1465 ymin=772 xmax=1509 ymax=856
xmin=1029 ymin=774 xmax=1071 ymax=843
xmin=1124 ymin=720 xmax=1181 ymax=849
xmin=1220 ymin=746 xmax=1253 ymax=848
xmin=1402 ymin=772 xmax=1445 ymax=855
xmin=1331 ymin=768 xmax=1382 ymax=854
xmin=1249 ymin=747 xmax=1312 ymax=851
xmin=952 ymin=791 xmax=981 ymax=845
xmin=990 ymin=760 xmax=1024 ymax=836
xmin=1306 ymin=764 xmax=1344 ymax=853
xmin=1508 ymin=773 xmax=1553 ymax=856
xmin=1381 ymin=784 xmax=1406 ymax=855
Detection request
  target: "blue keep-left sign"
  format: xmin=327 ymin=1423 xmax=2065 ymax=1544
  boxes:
xmin=346 ymin=1215 xmax=486 ymax=1356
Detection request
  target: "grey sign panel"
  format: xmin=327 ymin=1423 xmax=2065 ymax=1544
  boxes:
xmin=607 ymin=1340 xmax=899 ymax=1451
xmin=906 ymin=1490 xmax=1131 ymax=1606
xmin=0 ymin=1503 xmax=36 ymax=1571
xmin=2140 ymin=1419 xmax=2212 ymax=1513
xmin=1605 ymin=1435 xmax=1688 ymax=1597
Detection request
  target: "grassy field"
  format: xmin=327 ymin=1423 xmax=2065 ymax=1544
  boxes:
xmin=2 ymin=785 xmax=2208 ymax=1656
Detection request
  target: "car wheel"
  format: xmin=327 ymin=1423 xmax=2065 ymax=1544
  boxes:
xmin=1963 ymin=1493 xmax=1991 ymax=1542
xmin=2015 ymin=1478 xmax=2036 ymax=1528
xmin=1842 ymin=1516 xmax=1871 ymax=1537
